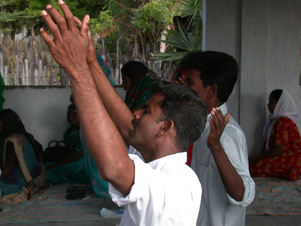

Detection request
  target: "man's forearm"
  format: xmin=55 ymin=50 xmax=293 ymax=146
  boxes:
xmin=40 ymin=1 xmax=135 ymax=196
xmin=89 ymin=60 xmax=134 ymax=146
xmin=69 ymin=68 xmax=134 ymax=195
xmin=210 ymin=143 xmax=244 ymax=201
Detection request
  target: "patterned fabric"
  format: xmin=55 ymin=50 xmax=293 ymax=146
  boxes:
xmin=250 ymin=117 xmax=301 ymax=181
xmin=125 ymin=73 xmax=159 ymax=112
xmin=1 ymin=134 xmax=45 ymax=197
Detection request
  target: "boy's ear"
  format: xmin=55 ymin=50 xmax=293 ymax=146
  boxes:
xmin=157 ymin=120 xmax=174 ymax=136
xmin=207 ymin=84 xmax=218 ymax=99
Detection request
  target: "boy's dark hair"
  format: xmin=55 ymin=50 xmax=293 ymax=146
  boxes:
xmin=151 ymin=81 xmax=207 ymax=151
xmin=67 ymin=103 xmax=76 ymax=112
xmin=180 ymin=51 xmax=238 ymax=103
xmin=270 ymin=89 xmax=283 ymax=102
xmin=121 ymin=61 xmax=150 ymax=91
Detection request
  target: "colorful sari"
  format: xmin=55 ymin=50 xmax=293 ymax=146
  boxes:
xmin=250 ymin=117 xmax=301 ymax=181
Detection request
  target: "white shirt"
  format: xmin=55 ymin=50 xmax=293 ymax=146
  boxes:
xmin=109 ymin=151 xmax=202 ymax=226
xmin=191 ymin=103 xmax=255 ymax=226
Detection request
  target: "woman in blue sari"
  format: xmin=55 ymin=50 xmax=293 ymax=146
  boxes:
xmin=0 ymin=109 xmax=45 ymax=202
xmin=45 ymin=104 xmax=89 ymax=185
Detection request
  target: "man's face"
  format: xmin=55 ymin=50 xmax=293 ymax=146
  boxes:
xmin=185 ymin=69 xmax=209 ymax=103
xmin=129 ymin=94 xmax=165 ymax=153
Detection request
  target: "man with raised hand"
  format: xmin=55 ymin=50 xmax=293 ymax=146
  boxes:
xmin=177 ymin=51 xmax=255 ymax=226
xmin=40 ymin=1 xmax=212 ymax=225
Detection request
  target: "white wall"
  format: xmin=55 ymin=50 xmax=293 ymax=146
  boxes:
xmin=206 ymin=0 xmax=301 ymax=156
xmin=2 ymin=86 xmax=126 ymax=149
xmin=205 ymin=0 xmax=241 ymax=121
xmin=240 ymin=0 xmax=301 ymax=156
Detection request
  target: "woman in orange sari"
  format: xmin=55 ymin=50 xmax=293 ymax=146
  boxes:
xmin=249 ymin=89 xmax=301 ymax=181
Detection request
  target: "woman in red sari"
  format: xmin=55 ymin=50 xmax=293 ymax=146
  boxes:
xmin=250 ymin=89 xmax=301 ymax=181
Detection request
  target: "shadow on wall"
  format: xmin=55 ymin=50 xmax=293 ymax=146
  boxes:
xmin=241 ymin=93 xmax=267 ymax=158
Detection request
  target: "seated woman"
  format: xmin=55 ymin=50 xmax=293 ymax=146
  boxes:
xmin=250 ymin=89 xmax=301 ymax=181
xmin=121 ymin=61 xmax=160 ymax=112
xmin=0 ymin=109 xmax=46 ymax=202
xmin=45 ymin=104 xmax=89 ymax=185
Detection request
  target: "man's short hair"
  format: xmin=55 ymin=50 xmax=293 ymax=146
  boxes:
xmin=180 ymin=51 xmax=238 ymax=103
xmin=151 ymin=81 xmax=207 ymax=151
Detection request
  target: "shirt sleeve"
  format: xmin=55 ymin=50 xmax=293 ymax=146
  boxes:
xmin=221 ymin=124 xmax=255 ymax=207
xmin=109 ymin=154 xmax=165 ymax=225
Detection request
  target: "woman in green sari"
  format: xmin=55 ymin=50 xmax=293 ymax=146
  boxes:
xmin=121 ymin=61 xmax=160 ymax=112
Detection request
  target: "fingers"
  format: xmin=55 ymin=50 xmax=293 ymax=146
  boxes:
xmin=224 ymin=113 xmax=230 ymax=125
xmin=210 ymin=108 xmax=230 ymax=129
xmin=177 ymin=76 xmax=188 ymax=86
xmin=45 ymin=4 xmax=69 ymax=36
xmin=80 ymin=15 xmax=90 ymax=39
xmin=74 ymin=16 xmax=82 ymax=27
xmin=87 ymin=33 xmax=95 ymax=51
xmin=210 ymin=108 xmax=221 ymax=129
xmin=58 ymin=0 xmax=76 ymax=32
xmin=41 ymin=8 xmax=63 ymax=44
xmin=40 ymin=28 xmax=55 ymax=49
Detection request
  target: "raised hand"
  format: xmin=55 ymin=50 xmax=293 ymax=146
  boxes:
xmin=73 ymin=16 xmax=97 ymax=66
xmin=40 ymin=0 xmax=90 ymax=78
xmin=207 ymin=107 xmax=230 ymax=151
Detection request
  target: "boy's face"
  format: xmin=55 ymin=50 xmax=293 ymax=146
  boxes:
xmin=185 ymin=69 xmax=209 ymax=103
xmin=67 ymin=109 xmax=79 ymax=127
xmin=129 ymin=94 xmax=165 ymax=156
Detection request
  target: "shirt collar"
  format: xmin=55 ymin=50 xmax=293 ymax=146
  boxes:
xmin=148 ymin=152 xmax=187 ymax=169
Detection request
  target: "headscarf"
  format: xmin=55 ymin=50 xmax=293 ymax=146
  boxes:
xmin=125 ymin=72 xmax=160 ymax=112
xmin=263 ymin=90 xmax=299 ymax=149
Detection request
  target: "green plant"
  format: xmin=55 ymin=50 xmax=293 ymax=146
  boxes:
xmin=153 ymin=0 xmax=203 ymax=65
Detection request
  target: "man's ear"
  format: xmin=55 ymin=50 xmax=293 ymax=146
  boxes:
xmin=157 ymin=120 xmax=174 ymax=136
xmin=207 ymin=84 xmax=218 ymax=99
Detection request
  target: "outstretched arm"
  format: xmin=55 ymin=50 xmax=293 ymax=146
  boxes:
xmin=40 ymin=1 xmax=134 ymax=196
xmin=207 ymin=108 xmax=244 ymax=201
xmin=73 ymin=17 xmax=134 ymax=146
